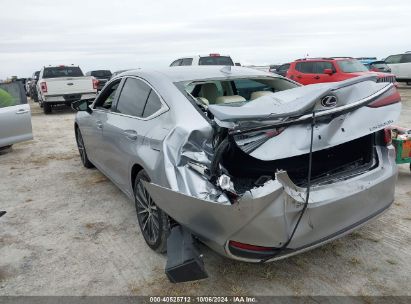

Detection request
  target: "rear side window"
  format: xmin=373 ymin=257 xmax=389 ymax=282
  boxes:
xmin=0 ymin=82 xmax=25 ymax=108
xmin=400 ymin=54 xmax=411 ymax=63
xmin=170 ymin=59 xmax=182 ymax=67
xmin=295 ymin=62 xmax=334 ymax=73
xmin=116 ymin=78 xmax=151 ymax=117
xmin=385 ymin=55 xmax=402 ymax=64
xmin=180 ymin=58 xmax=193 ymax=66
xmin=142 ymin=90 xmax=162 ymax=118
xmin=42 ymin=66 xmax=84 ymax=78
xmin=199 ymin=56 xmax=234 ymax=66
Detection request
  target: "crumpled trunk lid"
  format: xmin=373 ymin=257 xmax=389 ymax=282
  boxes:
xmin=208 ymin=76 xmax=401 ymax=160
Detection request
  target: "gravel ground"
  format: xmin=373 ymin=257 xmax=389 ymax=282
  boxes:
xmin=0 ymin=86 xmax=410 ymax=296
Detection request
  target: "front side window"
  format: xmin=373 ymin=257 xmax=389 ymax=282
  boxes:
xmin=295 ymin=62 xmax=314 ymax=73
xmin=94 ymin=80 xmax=121 ymax=110
xmin=0 ymin=82 xmax=24 ymax=108
xmin=42 ymin=66 xmax=84 ymax=78
xmin=400 ymin=54 xmax=411 ymax=63
xmin=312 ymin=62 xmax=334 ymax=73
xmin=116 ymin=78 xmax=151 ymax=117
xmin=336 ymin=60 xmax=369 ymax=73
xmin=385 ymin=55 xmax=402 ymax=64
xmin=180 ymin=58 xmax=193 ymax=66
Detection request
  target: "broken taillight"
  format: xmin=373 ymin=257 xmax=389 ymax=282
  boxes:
xmin=367 ymin=89 xmax=401 ymax=108
xmin=40 ymin=82 xmax=47 ymax=93
xmin=229 ymin=241 xmax=275 ymax=252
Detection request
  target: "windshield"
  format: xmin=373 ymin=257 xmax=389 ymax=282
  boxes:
xmin=337 ymin=60 xmax=369 ymax=73
xmin=179 ymin=77 xmax=298 ymax=106
xmin=198 ymin=56 xmax=234 ymax=66
xmin=43 ymin=66 xmax=84 ymax=78
xmin=91 ymin=70 xmax=112 ymax=78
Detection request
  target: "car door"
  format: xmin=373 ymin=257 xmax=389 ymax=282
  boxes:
xmin=385 ymin=54 xmax=402 ymax=78
xmin=399 ymin=53 xmax=411 ymax=79
xmin=293 ymin=62 xmax=316 ymax=84
xmin=0 ymin=81 xmax=33 ymax=148
xmin=100 ymin=77 xmax=168 ymax=194
xmin=81 ymin=78 xmax=123 ymax=168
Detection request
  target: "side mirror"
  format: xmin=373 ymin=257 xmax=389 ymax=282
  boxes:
xmin=235 ymin=62 xmax=241 ymax=66
xmin=72 ymin=99 xmax=93 ymax=114
xmin=323 ymin=68 xmax=333 ymax=75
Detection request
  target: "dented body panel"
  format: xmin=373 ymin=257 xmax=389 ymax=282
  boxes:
xmin=75 ymin=66 xmax=400 ymax=262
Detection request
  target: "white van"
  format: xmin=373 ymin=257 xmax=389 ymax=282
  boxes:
xmin=385 ymin=52 xmax=411 ymax=84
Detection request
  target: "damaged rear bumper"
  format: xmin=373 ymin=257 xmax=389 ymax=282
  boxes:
xmin=144 ymin=145 xmax=397 ymax=262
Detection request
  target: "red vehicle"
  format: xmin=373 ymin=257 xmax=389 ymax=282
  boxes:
xmin=286 ymin=57 xmax=397 ymax=85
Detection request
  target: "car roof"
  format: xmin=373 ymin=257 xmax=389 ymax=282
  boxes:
xmin=294 ymin=57 xmax=354 ymax=62
xmin=118 ymin=66 xmax=277 ymax=82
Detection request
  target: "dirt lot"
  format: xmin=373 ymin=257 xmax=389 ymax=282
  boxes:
xmin=1 ymin=86 xmax=410 ymax=296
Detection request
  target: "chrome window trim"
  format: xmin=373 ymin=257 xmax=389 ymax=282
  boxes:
xmin=109 ymin=75 xmax=169 ymax=121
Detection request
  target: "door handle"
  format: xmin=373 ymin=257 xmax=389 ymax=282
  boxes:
xmin=123 ymin=130 xmax=138 ymax=140
xmin=296 ymin=75 xmax=302 ymax=79
xmin=16 ymin=109 xmax=30 ymax=114
xmin=314 ymin=76 xmax=320 ymax=80
xmin=96 ymin=121 xmax=103 ymax=129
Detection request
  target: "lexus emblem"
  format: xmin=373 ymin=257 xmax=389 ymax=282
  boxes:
xmin=320 ymin=95 xmax=337 ymax=108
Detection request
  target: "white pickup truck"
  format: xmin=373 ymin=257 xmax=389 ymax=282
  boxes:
xmin=36 ymin=65 xmax=98 ymax=114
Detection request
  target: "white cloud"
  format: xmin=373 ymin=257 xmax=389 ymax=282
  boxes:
xmin=0 ymin=0 xmax=410 ymax=78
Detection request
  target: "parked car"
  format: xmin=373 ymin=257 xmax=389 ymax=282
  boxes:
xmin=29 ymin=71 xmax=40 ymax=102
xmin=73 ymin=66 xmax=400 ymax=273
xmin=272 ymin=63 xmax=290 ymax=77
xmin=268 ymin=64 xmax=280 ymax=73
xmin=170 ymin=54 xmax=234 ymax=66
xmin=364 ymin=60 xmax=392 ymax=73
xmin=0 ymin=81 xmax=33 ymax=149
xmin=36 ymin=65 xmax=98 ymax=114
xmin=385 ymin=52 xmax=411 ymax=84
xmin=110 ymin=69 xmax=134 ymax=79
xmin=286 ymin=57 xmax=396 ymax=85
xmin=86 ymin=70 xmax=112 ymax=91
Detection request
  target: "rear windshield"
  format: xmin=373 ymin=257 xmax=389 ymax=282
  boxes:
xmin=337 ymin=60 xmax=369 ymax=73
xmin=198 ymin=56 xmax=234 ymax=66
xmin=91 ymin=70 xmax=112 ymax=77
xmin=43 ymin=66 xmax=84 ymax=78
xmin=179 ymin=77 xmax=298 ymax=106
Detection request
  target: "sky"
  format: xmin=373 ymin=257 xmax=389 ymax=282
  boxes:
xmin=0 ymin=0 xmax=410 ymax=79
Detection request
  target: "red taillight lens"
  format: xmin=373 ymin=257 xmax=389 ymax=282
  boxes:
xmin=367 ymin=89 xmax=401 ymax=108
xmin=384 ymin=128 xmax=392 ymax=145
xmin=40 ymin=82 xmax=47 ymax=93
xmin=229 ymin=241 xmax=274 ymax=252
xmin=92 ymin=78 xmax=99 ymax=90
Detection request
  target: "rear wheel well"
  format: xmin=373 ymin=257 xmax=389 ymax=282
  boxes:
xmin=131 ymin=164 xmax=144 ymax=191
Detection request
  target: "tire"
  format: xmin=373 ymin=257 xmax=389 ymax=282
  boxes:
xmin=134 ymin=170 xmax=170 ymax=253
xmin=75 ymin=127 xmax=94 ymax=168
xmin=0 ymin=145 xmax=12 ymax=151
xmin=43 ymin=102 xmax=52 ymax=114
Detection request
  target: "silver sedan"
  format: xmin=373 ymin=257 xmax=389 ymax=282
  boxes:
xmin=74 ymin=66 xmax=400 ymax=263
